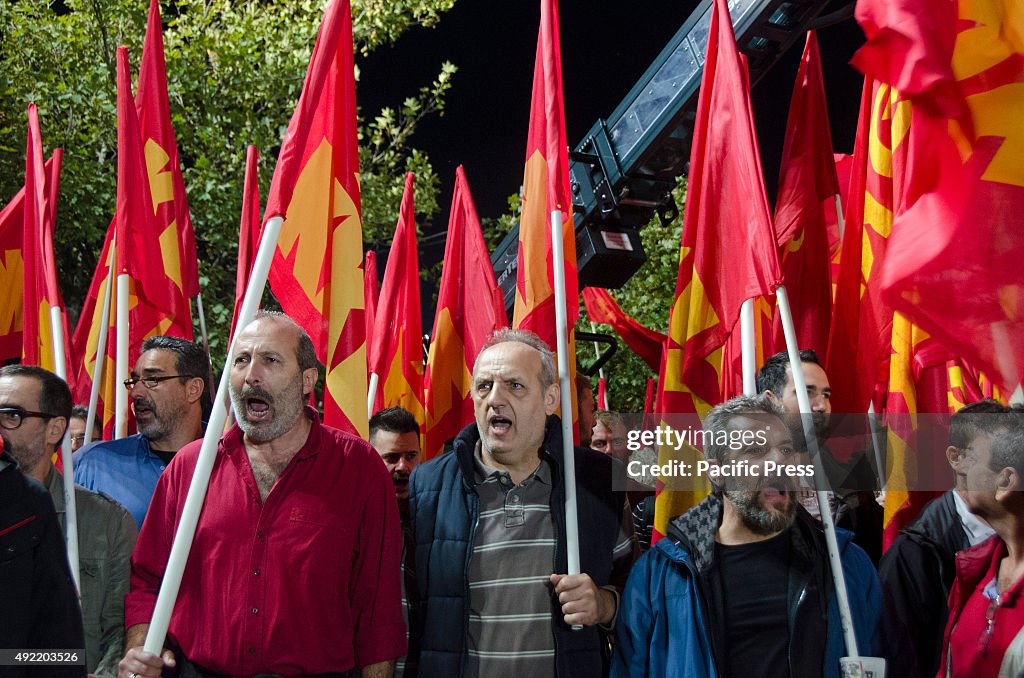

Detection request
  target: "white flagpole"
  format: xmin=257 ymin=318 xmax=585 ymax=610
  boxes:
xmin=549 ymin=209 xmax=583 ymax=632
xmin=367 ymin=372 xmax=379 ymax=421
xmin=84 ymin=243 xmax=116 ymax=448
xmin=777 ymin=284 xmax=862 ymax=658
xmin=143 ymin=215 xmax=283 ymax=656
xmin=589 ymin=321 xmax=607 ymax=409
xmin=739 ymin=298 xmax=756 ymax=396
xmin=114 ymin=271 xmax=130 ymax=439
xmin=49 ymin=306 xmax=80 ymax=593
xmin=834 ymin=193 xmax=845 ymax=240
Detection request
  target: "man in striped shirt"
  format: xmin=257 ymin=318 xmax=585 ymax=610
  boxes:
xmin=409 ymin=328 xmax=637 ymax=677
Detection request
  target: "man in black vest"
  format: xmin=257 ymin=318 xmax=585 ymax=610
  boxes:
xmin=408 ymin=328 xmax=637 ymax=678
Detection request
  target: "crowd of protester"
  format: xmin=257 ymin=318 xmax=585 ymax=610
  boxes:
xmin=2 ymin=311 xmax=1023 ymax=677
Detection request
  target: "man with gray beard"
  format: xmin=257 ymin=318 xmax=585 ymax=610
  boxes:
xmin=613 ymin=394 xmax=883 ymax=678
xmin=75 ymin=336 xmax=210 ymax=528
xmin=120 ymin=311 xmax=404 ymax=678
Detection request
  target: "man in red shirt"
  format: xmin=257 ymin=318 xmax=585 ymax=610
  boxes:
xmin=939 ymin=409 xmax=1024 ymax=677
xmin=119 ymin=311 xmax=405 ymax=678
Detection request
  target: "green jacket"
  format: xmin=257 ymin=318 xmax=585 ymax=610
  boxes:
xmin=45 ymin=467 xmax=137 ymax=677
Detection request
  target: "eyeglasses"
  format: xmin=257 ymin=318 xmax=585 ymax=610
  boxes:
xmin=0 ymin=408 xmax=57 ymax=431
xmin=123 ymin=375 xmax=190 ymax=390
xmin=70 ymin=435 xmax=86 ymax=445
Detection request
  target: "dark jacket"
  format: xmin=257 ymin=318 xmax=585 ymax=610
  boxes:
xmin=613 ymin=494 xmax=881 ymax=678
xmin=408 ymin=416 xmax=630 ymax=677
xmin=879 ymin=490 xmax=967 ymax=678
xmin=0 ymin=451 xmax=85 ymax=678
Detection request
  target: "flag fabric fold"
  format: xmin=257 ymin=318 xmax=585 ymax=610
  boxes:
xmin=771 ymin=31 xmax=838 ymax=359
xmin=21 ymin=106 xmax=73 ymax=378
xmin=854 ymin=0 xmax=1024 ymax=393
xmin=582 ymin=287 xmax=665 ymax=373
xmin=368 ymin=172 xmax=424 ymax=423
xmin=265 ymin=0 xmax=366 ymax=435
xmin=423 ymin=166 xmax=506 ymax=459
xmin=231 ymin=145 xmax=261 ymax=342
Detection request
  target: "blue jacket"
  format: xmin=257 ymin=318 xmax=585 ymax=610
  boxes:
xmin=408 ymin=416 xmax=630 ymax=677
xmin=613 ymin=494 xmax=882 ymax=678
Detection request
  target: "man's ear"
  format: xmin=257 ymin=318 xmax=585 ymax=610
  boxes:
xmin=302 ymin=367 xmax=319 ymax=397
xmin=946 ymin=445 xmax=965 ymax=473
xmin=996 ymin=467 xmax=1021 ymax=502
xmin=544 ymin=383 xmax=560 ymax=416
xmin=764 ymin=390 xmax=779 ymax=402
xmin=185 ymin=376 xmax=205 ymax=405
xmin=46 ymin=416 xmax=67 ymax=451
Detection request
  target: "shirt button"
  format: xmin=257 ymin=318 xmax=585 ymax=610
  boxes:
xmin=248 ymin=647 xmax=256 ymax=655
xmin=252 ymin=607 xmax=258 ymax=615
xmin=253 ymin=569 xmax=260 ymax=576
xmin=256 ymin=531 xmax=263 ymax=539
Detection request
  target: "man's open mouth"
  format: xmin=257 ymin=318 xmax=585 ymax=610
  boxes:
xmin=488 ymin=415 xmax=512 ymax=435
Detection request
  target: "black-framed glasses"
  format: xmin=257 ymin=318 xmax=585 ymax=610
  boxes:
xmin=123 ymin=375 xmax=190 ymax=390
xmin=0 ymin=408 xmax=57 ymax=431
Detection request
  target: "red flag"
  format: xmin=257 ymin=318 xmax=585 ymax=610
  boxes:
xmin=855 ymin=0 xmax=1024 ymax=393
xmin=0 ymin=157 xmax=56 ymax=363
xmin=368 ymin=172 xmax=424 ymax=422
xmin=363 ymin=249 xmax=383 ymax=416
xmin=657 ymin=0 xmax=782 ymax=418
xmin=231 ymin=145 xmax=261 ymax=342
xmin=653 ymin=0 xmax=782 ymax=542
xmin=513 ymin=0 xmax=578 ymax=432
xmin=21 ymin=106 xmax=72 ymax=378
xmin=825 ymin=77 xmax=909 ymax=413
xmin=115 ymin=47 xmax=163 ymax=295
xmin=582 ymin=287 xmax=666 ymax=372
xmin=265 ymin=0 xmax=366 ymax=435
xmin=770 ymin=31 xmax=838 ymax=358
xmin=424 ymin=166 xmax=506 ymax=458
xmin=596 ymin=377 xmax=608 ymax=411
xmin=138 ymin=0 xmax=199 ymax=301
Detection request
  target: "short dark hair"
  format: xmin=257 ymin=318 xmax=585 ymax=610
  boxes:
xmin=140 ymin=336 xmax=212 ymax=420
xmin=369 ymin=406 xmax=420 ymax=438
xmin=989 ymin=411 xmax=1024 ymax=477
xmin=756 ymin=349 xmax=823 ymax=396
xmin=0 ymin=365 xmax=72 ymax=449
xmin=71 ymin=404 xmax=101 ymax=431
xmin=949 ymin=398 xmax=1011 ymax=449
xmin=252 ymin=310 xmax=318 ymax=372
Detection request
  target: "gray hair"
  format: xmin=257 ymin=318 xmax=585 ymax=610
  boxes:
xmin=989 ymin=412 xmax=1024 ymax=478
xmin=474 ymin=328 xmax=556 ymax=389
xmin=250 ymin=310 xmax=319 ymax=372
xmin=702 ymin=393 xmax=785 ymax=463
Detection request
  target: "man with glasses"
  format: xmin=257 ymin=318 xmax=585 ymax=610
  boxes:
xmin=69 ymin=404 xmax=103 ymax=452
xmin=0 ymin=364 xmax=136 ymax=676
xmin=75 ymin=336 xmax=210 ymax=529
xmin=938 ymin=409 xmax=1024 ymax=677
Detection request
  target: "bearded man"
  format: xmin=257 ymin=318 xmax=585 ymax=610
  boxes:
xmin=612 ymin=394 xmax=883 ymax=678
xmin=119 ymin=311 xmax=405 ymax=678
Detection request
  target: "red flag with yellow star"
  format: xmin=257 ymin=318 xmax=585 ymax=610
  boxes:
xmin=424 ymin=166 xmax=506 ymax=459
xmin=368 ymin=172 xmax=424 ymax=424
xmin=652 ymin=0 xmax=782 ymax=542
xmin=138 ymin=0 xmax=199 ymax=303
xmin=0 ymin=154 xmax=59 ymax=365
xmin=265 ymin=0 xmax=366 ymax=435
xmin=855 ymin=0 xmax=1024 ymax=393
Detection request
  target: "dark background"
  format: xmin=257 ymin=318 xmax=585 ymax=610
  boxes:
xmin=357 ymin=0 xmax=866 ymax=257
